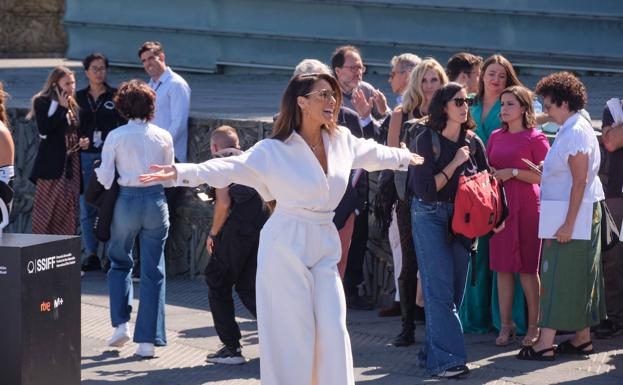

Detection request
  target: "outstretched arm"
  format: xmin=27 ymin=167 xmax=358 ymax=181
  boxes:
xmin=139 ymin=141 xmax=274 ymax=201
xmin=349 ymin=131 xmax=423 ymax=172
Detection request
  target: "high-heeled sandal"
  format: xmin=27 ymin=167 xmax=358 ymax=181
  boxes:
xmin=522 ymin=324 xmax=541 ymax=347
xmin=495 ymin=323 xmax=517 ymax=346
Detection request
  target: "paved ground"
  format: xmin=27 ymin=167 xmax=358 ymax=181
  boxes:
xmin=80 ymin=272 xmax=622 ymax=385
xmin=2 ymin=58 xmax=623 ymax=124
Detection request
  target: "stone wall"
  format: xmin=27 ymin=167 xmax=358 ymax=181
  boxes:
xmin=7 ymin=108 xmax=396 ymax=304
xmin=0 ymin=0 xmax=67 ymax=57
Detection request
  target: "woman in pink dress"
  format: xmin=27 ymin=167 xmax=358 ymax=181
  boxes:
xmin=487 ymin=86 xmax=550 ymax=347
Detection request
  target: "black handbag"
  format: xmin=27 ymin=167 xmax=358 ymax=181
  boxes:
xmin=601 ymin=200 xmax=620 ymax=252
xmin=84 ymin=160 xmax=119 ymax=242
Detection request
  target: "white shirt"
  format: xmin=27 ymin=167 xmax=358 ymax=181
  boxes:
xmin=96 ymin=120 xmax=174 ymax=188
xmin=149 ymin=67 xmax=191 ymax=162
xmin=541 ymin=112 xmax=604 ymax=202
xmin=174 ymin=127 xmax=412 ymax=214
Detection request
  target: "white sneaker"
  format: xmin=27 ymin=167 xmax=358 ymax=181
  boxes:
xmin=107 ymin=323 xmax=130 ymax=347
xmin=134 ymin=343 xmax=155 ymax=358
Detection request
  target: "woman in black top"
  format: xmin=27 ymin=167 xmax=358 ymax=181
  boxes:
xmin=76 ymin=53 xmax=125 ymax=270
xmin=28 ymin=66 xmax=88 ymax=235
xmin=385 ymin=58 xmax=448 ymax=346
xmin=407 ymin=82 xmax=488 ymax=378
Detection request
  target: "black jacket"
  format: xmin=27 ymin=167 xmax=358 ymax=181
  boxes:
xmin=76 ymin=85 xmax=125 ymax=153
xmin=30 ymin=96 xmax=73 ymax=183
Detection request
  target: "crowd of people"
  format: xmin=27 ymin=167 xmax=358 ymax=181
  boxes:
xmin=0 ymin=41 xmax=622 ymax=384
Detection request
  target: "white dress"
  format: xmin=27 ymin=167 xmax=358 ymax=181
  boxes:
xmin=175 ymin=127 xmax=412 ymax=385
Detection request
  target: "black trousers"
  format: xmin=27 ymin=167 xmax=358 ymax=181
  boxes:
xmin=396 ymin=197 xmax=424 ymax=331
xmin=344 ymin=206 xmax=369 ymax=298
xmin=205 ymin=221 xmax=259 ymax=348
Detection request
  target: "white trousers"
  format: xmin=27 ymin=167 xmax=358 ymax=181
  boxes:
xmin=256 ymin=208 xmax=354 ymax=385
xmin=388 ymin=206 xmax=402 ymax=302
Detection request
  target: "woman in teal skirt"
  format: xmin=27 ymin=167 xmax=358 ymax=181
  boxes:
xmin=518 ymin=72 xmax=606 ymax=360
xmin=461 ymin=54 xmax=527 ymax=336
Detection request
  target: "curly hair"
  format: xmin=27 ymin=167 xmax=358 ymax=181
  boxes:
xmin=535 ymin=71 xmax=587 ymax=112
xmin=427 ymin=82 xmax=475 ymax=133
xmin=114 ymin=80 xmax=156 ymax=121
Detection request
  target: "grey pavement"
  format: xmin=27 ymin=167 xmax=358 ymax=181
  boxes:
xmin=2 ymin=58 xmax=623 ymax=124
xmin=80 ymin=272 xmax=623 ymax=385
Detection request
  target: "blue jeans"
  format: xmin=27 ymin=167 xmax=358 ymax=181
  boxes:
xmin=411 ymin=198 xmax=470 ymax=375
xmin=80 ymin=152 xmax=101 ymax=255
xmin=107 ymin=185 xmax=169 ymax=345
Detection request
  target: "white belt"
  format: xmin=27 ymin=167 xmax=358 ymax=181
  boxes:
xmin=274 ymin=205 xmax=335 ymax=225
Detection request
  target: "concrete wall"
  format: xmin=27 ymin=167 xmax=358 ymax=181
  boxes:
xmin=64 ymin=0 xmax=623 ymax=73
xmin=0 ymin=0 xmax=66 ymax=57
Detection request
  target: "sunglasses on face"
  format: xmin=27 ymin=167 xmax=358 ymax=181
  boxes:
xmin=305 ymin=89 xmax=336 ymax=101
xmin=450 ymin=97 xmax=474 ymax=107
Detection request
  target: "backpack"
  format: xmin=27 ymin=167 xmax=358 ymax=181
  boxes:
xmin=427 ymin=128 xmax=508 ymax=239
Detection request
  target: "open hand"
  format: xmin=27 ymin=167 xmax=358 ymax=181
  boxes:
xmin=138 ymin=164 xmax=177 ymax=184
xmin=373 ymin=89 xmax=389 ymax=115
xmin=352 ymin=88 xmax=373 ymax=119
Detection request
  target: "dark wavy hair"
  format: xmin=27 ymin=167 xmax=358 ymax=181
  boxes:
xmin=427 ymin=82 xmax=476 ymax=133
xmin=272 ymin=73 xmax=342 ymax=141
xmin=114 ymin=80 xmax=155 ymax=121
xmin=500 ymin=85 xmax=537 ymax=130
xmin=535 ymin=71 xmax=587 ymax=112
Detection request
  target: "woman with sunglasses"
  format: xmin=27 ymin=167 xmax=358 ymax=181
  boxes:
xmin=76 ymin=53 xmax=126 ymax=271
xmin=460 ymin=54 xmax=528 ymax=336
xmin=28 ymin=66 xmax=89 ymax=235
xmin=139 ymin=73 xmax=423 ymax=385
xmin=487 ymin=86 xmax=550 ymax=347
xmin=385 ymin=58 xmax=448 ymax=346
xmin=408 ymin=82 xmax=488 ymax=378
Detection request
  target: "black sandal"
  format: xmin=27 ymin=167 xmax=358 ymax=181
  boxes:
xmin=555 ymin=340 xmax=594 ymax=355
xmin=516 ymin=346 xmax=556 ymax=361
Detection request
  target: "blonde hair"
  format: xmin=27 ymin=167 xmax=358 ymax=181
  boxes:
xmin=27 ymin=66 xmax=77 ymax=120
xmin=401 ymin=58 xmax=448 ymax=119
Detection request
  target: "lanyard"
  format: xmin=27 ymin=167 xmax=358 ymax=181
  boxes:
xmin=87 ymin=93 xmax=104 ymax=113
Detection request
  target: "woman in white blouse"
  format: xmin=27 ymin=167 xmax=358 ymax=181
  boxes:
xmin=517 ymin=72 xmax=606 ymax=361
xmin=95 ymin=80 xmax=174 ymax=359
xmin=140 ymin=73 xmax=423 ymax=385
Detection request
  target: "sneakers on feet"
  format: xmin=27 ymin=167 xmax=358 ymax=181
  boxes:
xmin=107 ymin=323 xmax=130 ymax=347
xmin=134 ymin=343 xmax=155 ymax=358
xmin=206 ymin=345 xmax=248 ymax=365
xmin=436 ymin=364 xmax=469 ymax=378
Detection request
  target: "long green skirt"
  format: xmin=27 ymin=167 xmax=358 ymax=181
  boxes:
xmin=459 ymin=234 xmax=494 ymax=333
xmin=539 ymin=202 xmax=607 ymax=331
xmin=459 ymin=237 xmax=529 ymax=335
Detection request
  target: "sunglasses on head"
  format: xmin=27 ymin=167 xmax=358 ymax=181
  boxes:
xmin=451 ymin=97 xmax=474 ymax=107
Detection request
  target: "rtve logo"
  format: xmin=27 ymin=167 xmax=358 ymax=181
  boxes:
xmin=40 ymin=297 xmax=64 ymax=312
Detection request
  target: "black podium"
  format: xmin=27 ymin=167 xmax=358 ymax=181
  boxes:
xmin=0 ymin=233 xmax=81 ymax=385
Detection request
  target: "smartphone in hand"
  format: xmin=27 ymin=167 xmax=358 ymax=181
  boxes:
xmin=521 ymin=158 xmax=542 ymax=175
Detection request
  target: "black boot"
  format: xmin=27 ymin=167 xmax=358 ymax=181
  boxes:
xmin=392 ymin=323 xmax=415 ymax=346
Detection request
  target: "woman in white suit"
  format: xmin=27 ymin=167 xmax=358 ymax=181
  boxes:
xmin=140 ymin=73 xmax=423 ymax=385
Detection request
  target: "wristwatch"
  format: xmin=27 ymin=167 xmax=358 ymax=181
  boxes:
xmin=512 ymin=168 xmax=519 ymax=177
